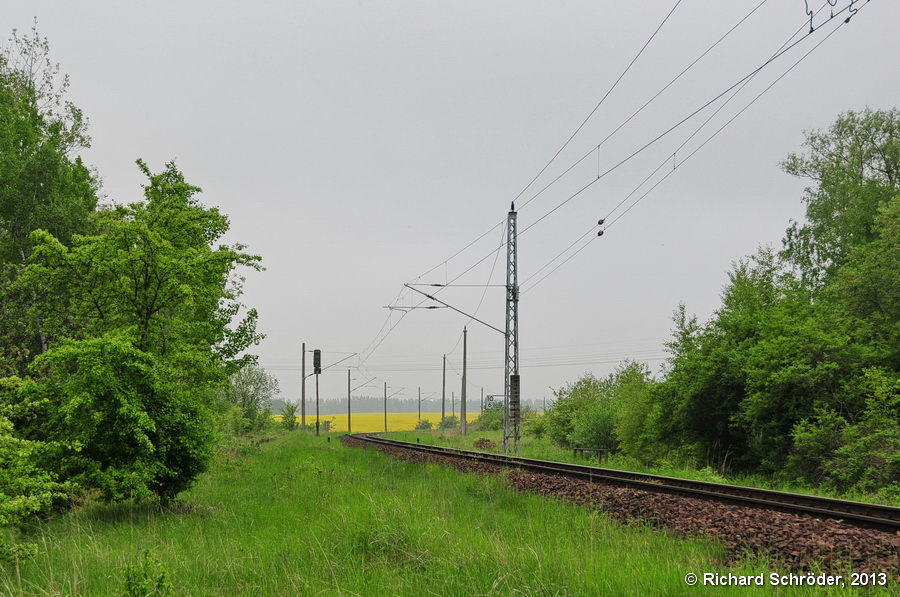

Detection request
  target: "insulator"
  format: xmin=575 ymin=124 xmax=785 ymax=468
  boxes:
xmin=597 ymin=230 xmax=604 ymax=237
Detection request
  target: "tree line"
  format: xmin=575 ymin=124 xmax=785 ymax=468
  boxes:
xmin=0 ymin=26 xmax=274 ymax=561
xmin=541 ymin=107 xmax=900 ymax=498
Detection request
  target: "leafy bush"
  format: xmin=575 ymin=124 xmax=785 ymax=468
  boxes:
xmin=414 ymin=419 xmax=433 ymax=430
xmin=473 ymin=407 xmax=503 ymax=431
xmin=17 ymin=334 xmax=215 ymax=505
xmin=788 ymin=369 xmax=900 ymax=493
xmin=220 ymin=404 xmax=252 ymax=436
xmin=440 ymin=415 xmax=458 ymax=430
xmin=523 ymin=413 xmax=546 ymax=439
xmin=220 ymin=363 xmax=280 ymax=433
xmin=545 ymin=374 xmax=615 ymax=449
xmin=0 ymin=412 xmax=69 ymax=564
xmin=121 ymin=549 xmax=174 ymax=597
xmin=570 ymin=400 xmax=618 ymax=450
xmin=281 ymin=402 xmax=299 ymax=431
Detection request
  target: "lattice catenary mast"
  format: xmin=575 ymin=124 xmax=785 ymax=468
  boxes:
xmin=503 ymin=202 xmax=521 ymax=453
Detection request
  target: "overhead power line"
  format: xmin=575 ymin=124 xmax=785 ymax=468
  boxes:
xmin=515 ymin=0 xmax=866 ymax=294
xmin=514 ymin=0 xmax=685 ymax=210
xmin=356 ymin=0 xmax=871 ymax=378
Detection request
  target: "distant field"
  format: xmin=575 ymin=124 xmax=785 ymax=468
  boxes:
xmin=273 ymin=412 xmax=479 ymax=432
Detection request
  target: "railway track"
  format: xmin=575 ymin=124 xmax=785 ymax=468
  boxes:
xmin=348 ymin=433 xmax=900 ymax=533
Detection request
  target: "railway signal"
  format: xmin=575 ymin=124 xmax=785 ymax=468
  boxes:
xmin=314 ymin=349 xmax=321 ymax=436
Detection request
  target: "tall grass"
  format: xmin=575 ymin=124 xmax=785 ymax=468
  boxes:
xmin=1 ymin=432 xmax=892 ymax=595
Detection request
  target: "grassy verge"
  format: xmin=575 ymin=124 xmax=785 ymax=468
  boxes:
xmin=1 ymin=431 xmax=895 ymax=595
xmin=387 ymin=429 xmax=900 ymax=507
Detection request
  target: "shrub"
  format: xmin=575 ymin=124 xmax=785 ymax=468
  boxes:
xmin=523 ymin=412 xmax=546 ymax=439
xmin=281 ymin=402 xmax=299 ymax=431
xmin=473 ymin=407 xmax=503 ymax=431
xmin=121 ymin=549 xmax=174 ymax=597
xmin=414 ymin=419 xmax=433 ymax=430
xmin=17 ymin=335 xmax=215 ymax=505
xmin=0 ymin=413 xmax=68 ymax=564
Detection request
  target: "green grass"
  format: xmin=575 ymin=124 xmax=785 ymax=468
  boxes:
xmin=388 ymin=428 xmax=900 ymax=507
xmin=2 ymin=431 xmax=896 ymax=595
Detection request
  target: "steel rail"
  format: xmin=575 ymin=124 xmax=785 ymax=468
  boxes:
xmin=349 ymin=433 xmax=900 ymax=532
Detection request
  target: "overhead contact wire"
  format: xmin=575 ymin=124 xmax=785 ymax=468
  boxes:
xmin=515 ymin=0 xmax=685 ymax=208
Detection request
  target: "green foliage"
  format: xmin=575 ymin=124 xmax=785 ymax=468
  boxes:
xmin=643 ymin=109 xmax=900 ymax=486
xmin=439 ymin=415 xmax=458 ymax=430
xmin=523 ymin=412 xmax=546 ymax=439
xmin=648 ymin=248 xmax=869 ymax=472
xmin=833 ymin=196 xmax=900 ymax=366
xmin=0 ymin=23 xmax=97 ymax=265
xmin=0 ymin=413 xmax=67 ymax=526
xmin=788 ymin=368 xmax=900 ymax=493
xmin=15 ymin=333 xmax=216 ymax=504
xmin=23 ymin=160 xmax=263 ymax=371
xmin=219 ymin=404 xmax=252 ymax=436
xmin=570 ymin=397 xmax=618 ymax=450
xmin=781 ymin=108 xmax=900 ymax=290
xmin=545 ymin=375 xmax=603 ymax=449
xmin=121 ymin=549 xmax=174 ymax=597
xmin=220 ymin=363 xmax=280 ymax=433
xmin=414 ymin=419 xmax=433 ymax=430
xmin=787 ymin=409 xmax=848 ymax=486
xmin=472 ymin=406 xmax=503 ymax=431
xmin=8 ymin=160 xmax=261 ymax=505
xmin=602 ymin=362 xmax=653 ymax=456
xmin=0 ymin=23 xmax=99 ymax=376
xmin=281 ymin=402 xmax=298 ymax=431
xmin=0 ymin=411 xmax=68 ymax=564
xmin=0 ymin=375 xmax=71 ymax=563
xmin=545 ymin=369 xmax=635 ymax=450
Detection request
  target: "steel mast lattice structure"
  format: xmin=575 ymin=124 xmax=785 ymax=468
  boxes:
xmin=503 ymin=202 xmax=520 ymax=453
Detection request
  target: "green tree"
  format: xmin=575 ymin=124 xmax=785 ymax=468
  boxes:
xmin=19 ymin=333 xmax=215 ymax=503
xmin=281 ymin=402 xmax=298 ymax=431
xmin=646 ymin=110 xmax=900 ymax=480
xmin=0 ymin=377 xmax=69 ymax=563
xmin=23 ymin=160 xmax=262 ymax=371
xmin=12 ymin=160 xmax=262 ymax=503
xmin=546 ymin=373 xmax=620 ymax=450
xmin=544 ymin=374 xmax=608 ymax=449
xmin=610 ymin=361 xmax=656 ymax=460
xmin=221 ymin=362 xmax=280 ymax=431
xmin=0 ymin=22 xmax=97 ymax=263
xmin=789 ymin=368 xmax=900 ymax=493
xmin=472 ymin=405 xmax=503 ymax=431
xmin=833 ymin=196 xmax=900 ymax=367
xmin=0 ymin=24 xmax=99 ymax=373
xmin=781 ymin=108 xmax=900 ymax=290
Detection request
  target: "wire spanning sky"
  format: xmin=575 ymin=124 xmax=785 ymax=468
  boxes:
xmin=3 ymin=1 xmax=898 ymax=406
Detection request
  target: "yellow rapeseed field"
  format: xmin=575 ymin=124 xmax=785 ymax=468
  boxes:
xmin=273 ymin=412 xmax=479 ymax=433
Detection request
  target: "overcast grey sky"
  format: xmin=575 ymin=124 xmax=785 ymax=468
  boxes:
xmin=4 ymin=1 xmax=898 ymax=409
